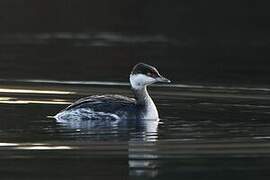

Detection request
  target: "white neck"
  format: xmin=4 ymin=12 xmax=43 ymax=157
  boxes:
xmin=142 ymin=88 xmax=159 ymax=119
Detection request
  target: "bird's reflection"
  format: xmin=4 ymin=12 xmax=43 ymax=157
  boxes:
xmin=55 ymin=117 xmax=160 ymax=178
xmin=128 ymin=142 xmax=159 ymax=178
xmin=55 ymin=117 xmax=159 ymax=141
xmin=128 ymin=120 xmax=160 ymax=178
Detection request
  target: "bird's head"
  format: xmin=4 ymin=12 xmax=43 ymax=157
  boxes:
xmin=130 ymin=63 xmax=170 ymax=89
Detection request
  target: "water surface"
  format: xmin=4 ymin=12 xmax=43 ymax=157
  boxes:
xmin=0 ymin=79 xmax=270 ymax=179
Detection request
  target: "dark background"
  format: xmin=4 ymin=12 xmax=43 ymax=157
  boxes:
xmin=0 ymin=0 xmax=270 ymax=86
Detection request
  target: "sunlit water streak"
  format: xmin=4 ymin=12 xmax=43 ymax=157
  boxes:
xmin=2 ymin=78 xmax=270 ymax=91
xmin=0 ymin=32 xmax=181 ymax=48
xmin=0 ymin=87 xmax=75 ymax=94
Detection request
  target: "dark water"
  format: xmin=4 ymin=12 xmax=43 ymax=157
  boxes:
xmin=0 ymin=79 xmax=270 ymax=180
xmin=1 ymin=31 xmax=270 ymax=86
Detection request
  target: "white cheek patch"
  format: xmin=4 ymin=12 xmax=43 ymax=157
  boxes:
xmin=130 ymin=74 xmax=155 ymax=89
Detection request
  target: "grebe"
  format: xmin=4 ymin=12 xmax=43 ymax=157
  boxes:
xmin=55 ymin=63 xmax=170 ymax=121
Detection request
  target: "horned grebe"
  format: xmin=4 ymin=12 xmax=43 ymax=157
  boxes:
xmin=55 ymin=63 xmax=170 ymax=121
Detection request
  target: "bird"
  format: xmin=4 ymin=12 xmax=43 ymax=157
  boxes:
xmin=55 ymin=63 xmax=170 ymax=122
